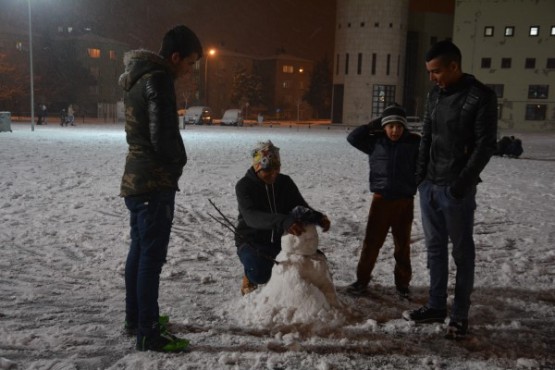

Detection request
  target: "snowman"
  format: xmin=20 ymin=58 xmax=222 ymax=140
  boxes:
xmin=238 ymin=207 xmax=346 ymax=329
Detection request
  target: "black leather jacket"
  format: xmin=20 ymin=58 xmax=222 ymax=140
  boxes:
xmin=416 ymin=74 xmax=497 ymax=197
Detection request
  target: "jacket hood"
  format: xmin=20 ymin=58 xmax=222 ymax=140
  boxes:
xmin=118 ymin=50 xmax=173 ymax=91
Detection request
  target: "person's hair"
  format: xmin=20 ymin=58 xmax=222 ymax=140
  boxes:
xmin=159 ymin=25 xmax=203 ymax=60
xmin=425 ymin=40 xmax=461 ymax=66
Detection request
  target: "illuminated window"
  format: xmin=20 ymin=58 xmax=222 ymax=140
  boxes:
xmin=109 ymin=50 xmax=117 ymax=60
xmin=15 ymin=41 xmax=23 ymax=51
xmin=282 ymin=80 xmax=291 ymax=88
xmin=505 ymin=26 xmax=514 ymax=37
xmin=282 ymin=65 xmax=294 ymax=73
xmin=88 ymin=48 xmax=101 ymax=58
xmin=551 ymin=26 xmax=555 ymax=36
xmin=529 ymin=26 xmax=539 ymax=36
xmin=484 ymin=26 xmax=494 ymax=37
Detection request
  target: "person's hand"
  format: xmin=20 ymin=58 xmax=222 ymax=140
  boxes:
xmin=319 ymin=215 xmax=331 ymax=232
xmin=287 ymin=222 xmax=305 ymax=236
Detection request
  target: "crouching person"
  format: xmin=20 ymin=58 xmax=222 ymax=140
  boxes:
xmin=235 ymin=140 xmax=331 ymax=295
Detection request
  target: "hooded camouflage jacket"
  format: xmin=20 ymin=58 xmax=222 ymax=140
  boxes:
xmin=118 ymin=50 xmax=187 ymax=197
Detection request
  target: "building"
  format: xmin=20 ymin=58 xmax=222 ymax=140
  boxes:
xmin=454 ymin=0 xmax=555 ymax=131
xmin=332 ymin=0 xmax=410 ymax=124
xmin=333 ymin=0 xmax=555 ymax=131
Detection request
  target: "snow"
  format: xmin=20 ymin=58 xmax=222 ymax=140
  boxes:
xmin=0 ymin=122 xmax=554 ymax=369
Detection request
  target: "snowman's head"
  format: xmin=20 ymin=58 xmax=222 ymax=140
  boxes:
xmin=281 ymin=224 xmax=319 ymax=255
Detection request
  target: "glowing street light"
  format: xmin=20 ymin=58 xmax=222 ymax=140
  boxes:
xmin=204 ymin=48 xmax=216 ymax=106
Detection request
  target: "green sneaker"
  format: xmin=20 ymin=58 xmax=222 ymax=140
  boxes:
xmin=124 ymin=315 xmax=170 ymax=336
xmin=136 ymin=332 xmax=190 ymax=352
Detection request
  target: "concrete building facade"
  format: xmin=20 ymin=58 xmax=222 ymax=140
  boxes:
xmin=454 ymin=0 xmax=555 ymax=131
xmin=332 ymin=0 xmax=410 ymax=125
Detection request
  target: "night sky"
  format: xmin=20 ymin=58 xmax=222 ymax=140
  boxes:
xmin=3 ymin=0 xmax=336 ymax=60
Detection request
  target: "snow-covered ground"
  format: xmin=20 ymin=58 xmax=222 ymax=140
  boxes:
xmin=0 ymin=122 xmax=554 ymax=370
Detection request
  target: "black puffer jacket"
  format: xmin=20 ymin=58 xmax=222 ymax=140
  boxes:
xmin=235 ymin=168 xmax=311 ymax=247
xmin=348 ymin=123 xmax=420 ymax=199
xmin=118 ymin=50 xmax=186 ymax=197
xmin=416 ymin=74 xmax=497 ymax=196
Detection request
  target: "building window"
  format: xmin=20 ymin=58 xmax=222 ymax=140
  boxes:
xmin=484 ymin=26 xmax=494 ymax=37
xmin=551 ymin=26 xmax=555 ymax=36
xmin=525 ymin=58 xmax=536 ymax=69
xmin=282 ymin=80 xmax=291 ymax=89
xmin=371 ymin=53 xmax=376 ymax=75
xmin=528 ymin=85 xmax=549 ymax=99
xmin=109 ymin=50 xmax=117 ymax=60
xmin=282 ymin=65 xmax=294 ymax=73
xmin=389 ymin=23 xmax=393 ymax=28
xmin=525 ymin=104 xmax=546 ymax=120
xmin=547 ymin=58 xmax=555 ymax=69
xmin=486 ymin=84 xmax=504 ymax=98
xmin=372 ymin=85 xmax=396 ymax=117
xmin=397 ymin=54 xmax=400 ymax=76
xmin=481 ymin=58 xmax=492 ymax=68
xmin=501 ymin=58 xmax=512 ymax=68
xmin=357 ymin=53 xmax=362 ymax=75
xmin=345 ymin=53 xmax=349 ymax=75
xmin=87 ymin=48 xmax=101 ymax=58
xmin=386 ymin=54 xmax=391 ymax=75
xmin=361 ymin=22 xmax=365 ymax=27
xmin=348 ymin=23 xmax=351 ymax=28
xmin=529 ymin=26 xmax=539 ymax=36
xmin=497 ymin=104 xmax=503 ymax=119
xmin=374 ymin=22 xmax=379 ymax=28
xmin=505 ymin=26 xmax=515 ymax=37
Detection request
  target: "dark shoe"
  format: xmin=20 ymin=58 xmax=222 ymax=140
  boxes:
xmin=445 ymin=319 xmax=468 ymax=340
xmin=136 ymin=332 xmax=189 ymax=352
xmin=402 ymin=305 xmax=446 ymax=323
xmin=346 ymin=281 xmax=367 ymax=295
xmin=396 ymin=286 xmax=411 ymax=299
xmin=124 ymin=315 xmax=170 ymax=336
xmin=241 ymin=275 xmax=257 ymax=296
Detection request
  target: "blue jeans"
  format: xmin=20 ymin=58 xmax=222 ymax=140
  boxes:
xmin=124 ymin=191 xmax=175 ymax=337
xmin=237 ymin=242 xmax=281 ymax=284
xmin=419 ymin=180 xmax=476 ymax=321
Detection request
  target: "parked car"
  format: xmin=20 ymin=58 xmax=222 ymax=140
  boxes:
xmin=220 ymin=108 xmax=244 ymax=126
xmin=183 ymin=106 xmax=213 ymax=125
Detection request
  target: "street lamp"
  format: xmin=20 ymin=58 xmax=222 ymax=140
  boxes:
xmin=204 ymin=48 xmax=216 ymax=106
xmin=27 ymin=0 xmax=35 ymax=131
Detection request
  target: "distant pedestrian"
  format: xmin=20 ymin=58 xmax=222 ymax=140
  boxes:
xmin=66 ymin=104 xmax=75 ymax=126
xmin=60 ymin=109 xmax=67 ymax=126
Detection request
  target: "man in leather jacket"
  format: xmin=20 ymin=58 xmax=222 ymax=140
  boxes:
xmin=402 ymin=40 xmax=497 ymax=340
xmin=119 ymin=25 xmax=203 ymax=352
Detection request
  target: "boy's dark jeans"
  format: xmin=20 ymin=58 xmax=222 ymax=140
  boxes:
xmin=124 ymin=191 xmax=175 ymax=338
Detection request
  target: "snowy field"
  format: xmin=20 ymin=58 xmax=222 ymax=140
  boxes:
xmin=0 ymin=122 xmax=554 ymax=370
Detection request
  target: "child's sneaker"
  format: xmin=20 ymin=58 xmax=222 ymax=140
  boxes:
xmin=136 ymin=332 xmax=189 ymax=352
xmin=402 ymin=305 xmax=446 ymax=323
xmin=445 ymin=319 xmax=468 ymax=340
xmin=346 ymin=281 xmax=368 ymax=295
